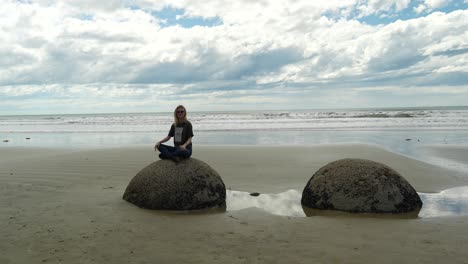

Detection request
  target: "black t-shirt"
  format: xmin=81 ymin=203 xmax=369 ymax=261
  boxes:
xmin=168 ymin=121 xmax=194 ymax=149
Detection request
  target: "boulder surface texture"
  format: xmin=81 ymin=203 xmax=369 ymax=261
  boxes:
xmin=123 ymin=158 xmax=226 ymax=210
xmin=301 ymin=158 xmax=423 ymax=213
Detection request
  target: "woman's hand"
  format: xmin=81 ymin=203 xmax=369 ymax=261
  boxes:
xmin=179 ymin=145 xmax=186 ymax=151
xmin=155 ymin=142 xmax=161 ymax=151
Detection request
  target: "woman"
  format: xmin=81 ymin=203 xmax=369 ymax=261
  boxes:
xmin=155 ymin=105 xmax=194 ymax=162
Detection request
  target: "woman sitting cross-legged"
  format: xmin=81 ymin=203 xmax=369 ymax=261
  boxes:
xmin=155 ymin=105 xmax=194 ymax=162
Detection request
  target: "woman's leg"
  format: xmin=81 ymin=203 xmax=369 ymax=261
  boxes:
xmin=171 ymin=147 xmax=192 ymax=159
xmin=179 ymin=148 xmax=192 ymax=159
xmin=159 ymin=144 xmax=192 ymax=160
xmin=158 ymin=144 xmax=176 ymax=159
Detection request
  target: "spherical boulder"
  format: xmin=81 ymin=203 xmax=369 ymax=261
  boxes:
xmin=123 ymin=158 xmax=226 ymax=210
xmin=301 ymin=159 xmax=422 ymax=213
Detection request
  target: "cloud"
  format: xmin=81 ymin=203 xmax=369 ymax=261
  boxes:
xmin=424 ymin=0 xmax=449 ymax=9
xmin=414 ymin=4 xmax=427 ymax=14
xmin=0 ymin=0 xmax=467 ymax=114
xmin=414 ymin=0 xmax=452 ymax=14
xmin=34 ymin=0 xmax=125 ymax=13
xmin=358 ymin=0 xmax=411 ymax=17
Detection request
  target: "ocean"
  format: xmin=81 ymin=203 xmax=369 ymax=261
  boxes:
xmin=2 ymin=106 xmax=468 ymax=133
xmin=1 ymin=106 xmax=468 ymax=172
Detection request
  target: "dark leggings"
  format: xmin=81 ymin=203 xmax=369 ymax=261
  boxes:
xmin=158 ymin=144 xmax=192 ymax=159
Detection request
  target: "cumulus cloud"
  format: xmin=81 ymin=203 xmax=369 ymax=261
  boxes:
xmin=424 ymin=0 xmax=449 ymax=9
xmin=358 ymin=0 xmax=411 ymax=17
xmin=414 ymin=4 xmax=427 ymax=14
xmin=414 ymin=0 xmax=452 ymax=14
xmin=0 ymin=0 xmax=467 ymax=113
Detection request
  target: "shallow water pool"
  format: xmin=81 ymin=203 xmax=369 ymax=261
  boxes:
xmin=226 ymin=186 xmax=468 ymax=218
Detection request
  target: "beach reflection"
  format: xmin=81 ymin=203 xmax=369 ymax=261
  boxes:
xmin=227 ymin=189 xmax=306 ymax=217
xmin=418 ymin=186 xmax=468 ymax=218
xmin=226 ymin=186 xmax=468 ymax=218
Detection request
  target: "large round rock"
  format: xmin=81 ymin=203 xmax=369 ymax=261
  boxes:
xmin=301 ymin=159 xmax=422 ymax=213
xmin=123 ymin=158 xmax=226 ymax=210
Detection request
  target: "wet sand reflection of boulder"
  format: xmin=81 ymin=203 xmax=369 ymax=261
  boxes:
xmin=123 ymin=158 xmax=226 ymax=210
xmin=301 ymin=159 xmax=423 ymax=213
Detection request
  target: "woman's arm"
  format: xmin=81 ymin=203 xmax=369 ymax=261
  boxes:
xmin=180 ymin=137 xmax=192 ymax=150
xmin=155 ymin=136 xmax=171 ymax=151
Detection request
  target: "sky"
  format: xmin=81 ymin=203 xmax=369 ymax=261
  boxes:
xmin=1 ymin=0 xmax=467 ymax=114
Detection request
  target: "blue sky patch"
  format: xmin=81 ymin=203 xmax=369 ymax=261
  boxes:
xmin=356 ymin=1 xmax=468 ymax=25
xmin=77 ymin=14 xmax=94 ymax=21
xmin=151 ymin=7 xmax=222 ymax=28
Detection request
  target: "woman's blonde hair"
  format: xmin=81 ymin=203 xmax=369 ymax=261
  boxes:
xmin=173 ymin=105 xmax=188 ymax=127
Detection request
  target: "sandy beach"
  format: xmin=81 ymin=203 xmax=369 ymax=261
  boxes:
xmin=1 ymin=144 xmax=468 ymax=263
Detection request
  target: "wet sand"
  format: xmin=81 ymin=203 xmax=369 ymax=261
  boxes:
xmin=1 ymin=144 xmax=468 ymax=263
xmin=418 ymin=145 xmax=468 ymax=166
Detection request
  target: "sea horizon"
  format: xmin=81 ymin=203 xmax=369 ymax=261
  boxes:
xmin=2 ymin=105 xmax=468 ymax=117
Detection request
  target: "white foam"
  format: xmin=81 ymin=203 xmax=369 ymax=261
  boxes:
xmin=1 ymin=108 xmax=468 ymax=133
